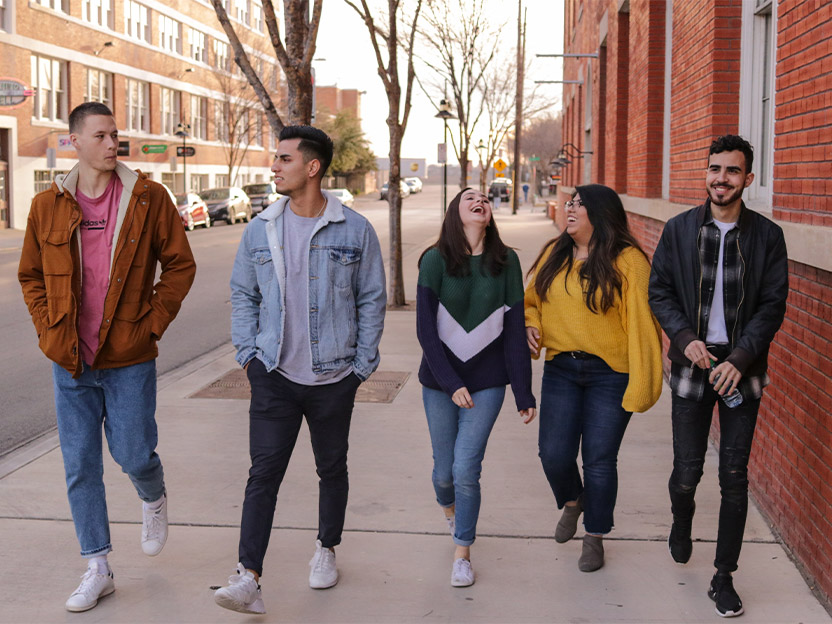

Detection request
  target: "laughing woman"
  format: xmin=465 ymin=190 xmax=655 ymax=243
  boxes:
xmin=525 ymin=184 xmax=662 ymax=572
xmin=417 ymin=188 xmax=536 ymax=587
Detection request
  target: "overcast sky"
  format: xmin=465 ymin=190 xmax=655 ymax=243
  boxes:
xmin=313 ymin=0 xmax=565 ymax=166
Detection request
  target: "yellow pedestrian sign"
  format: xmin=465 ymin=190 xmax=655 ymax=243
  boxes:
xmin=493 ymin=158 xmax=507 ymax=172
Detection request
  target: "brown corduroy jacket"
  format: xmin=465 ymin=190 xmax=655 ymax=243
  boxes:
xmin=18 ymin=162 xmax=196 ymax=377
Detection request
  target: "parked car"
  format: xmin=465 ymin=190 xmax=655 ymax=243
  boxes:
xmin=379 ymin=181 xmax=410 ymax=200
xmin=175 ymin=193 xmax=211 ymax=230
xmin=404 ymin=177 xmax=423 ymax=193
xmin=488 ymin=178 xmax=513 ymax=202
xmin=330 ymin=188 xmax=355 ymax=209
xmin=243 ymin=182 xmax=281 ymax=214
xmin=200 ymin=187 xmax=252 ymax=225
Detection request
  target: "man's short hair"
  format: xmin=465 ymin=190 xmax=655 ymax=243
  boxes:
xmin=709 ymin=135 xmax=754 ymax=174
xmin=69 ymin=102 xmax=114 ymax=134
xmin=278 ymin=125 xmax=334 ymax=177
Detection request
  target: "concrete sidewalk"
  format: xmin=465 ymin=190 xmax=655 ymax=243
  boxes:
xmin=0 ymin=208 xmax=828 ymax=623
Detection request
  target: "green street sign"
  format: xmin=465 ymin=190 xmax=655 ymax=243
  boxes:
xmin=141 ymin=144 xmax=167 ymax=154
xmin=529 ymin=156 xmax=541 ymax=161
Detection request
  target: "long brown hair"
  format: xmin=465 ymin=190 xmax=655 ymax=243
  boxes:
xmin=528 ymin=184 xmax=647 ymax=313
xmin=418 ymin=188 xmax=508 ymax=277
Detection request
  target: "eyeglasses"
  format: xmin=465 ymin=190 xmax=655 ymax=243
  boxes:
xmin=565 ymin=198 xmax=584 ymax=209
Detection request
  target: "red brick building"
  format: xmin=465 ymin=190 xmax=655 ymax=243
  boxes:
xmin=558 ymin=0 xmax=832 ymax=601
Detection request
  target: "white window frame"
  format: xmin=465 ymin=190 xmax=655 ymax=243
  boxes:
xmin=215 ymin=173 xmax=229 ymax=188
xmin=85 ymin=68 xmax=112 ymax=108
xmin=189 ymin=27 xmax=207 ymax=63
xmin=0 ymin=0 xmax=9 ymax=32
xmin=126 ymin=78 xmax=149 ymax=133
xmin=160 ymin=88 xmax=180 ymax=135
xmin=83 ymin=0 xmax=112 ymax=28
xmin=159 ymin=14 xmax=182 ymax=54
xmin=253 ymin=1 xmax=263 ymax=32
xmin=31 ymin=55 xmax=67 ymax=122
xmin=214 ymin=100 xmax=229 ymax=143
xmin=738 ymin=0 xmax=776 ymax=207
xmin=125 ymin=0 xmax=150 ymax=43
xmin=235 ymin=0 xmax=249 ymax=25
xmin=190 ymin=95 xmax=207 ymax=140
xmin=214 ymin=39 xmax=230 ymax=72
xmin=35 ymin=0 xmax=68 ymax=13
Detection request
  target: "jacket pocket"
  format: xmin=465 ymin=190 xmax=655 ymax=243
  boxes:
xmin=107 ymin=300 xmax=155 ymax=360
xmin=42 ymin=229 xmax=73 ymax=298
xmin=328 ymin=246 xmax=361 ymax=288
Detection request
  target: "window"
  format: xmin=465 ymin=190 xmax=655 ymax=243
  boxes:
xmin=34 ymin=170 xmax=69 ymax=193
xmin=159 ymin=15 xmax=181 ymax=54
xmin=85 ymin=68 xmax=112 ymax=108
xmin=189 ymin=27 xmax=207 ymax=63
xmin=235 ymin=0 xmax=249 ymax=25
xmin=253 ymin=2 xmax=263 ymax=32
xmin=214 ymin=39 xmax=230 ymax=72
xmin=215 ymin=173 xmax=229 ymax=188
xmin=126 ymin=79 xmax=149 ymax=132
xmin=35 ymin=0 xmax=68 ymax=13
xmin=1 ymin=0 xmax=8 ymax=32
xmin=160 ymin=88 xmax=180 ymax=135
xmin=190 ymin=95 xmax=207 ymax=140
xmin=192 ymin=173 xmax=209 ymax=193
xmin=125 ymin=0 xmax=150 ymax=42
xmin=253 ymin=112 xmax=262 ymax=147
xmin=83 ymin=0 xmax=112 ymax=28
xmin=31 ymin=55 xmax=67 ymax=122
xmin=214 ymin=101 xmax=229 ymax=142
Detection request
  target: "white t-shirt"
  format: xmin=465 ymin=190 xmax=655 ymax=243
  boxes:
xmin=705 ymin=218 xmax=737 ymax=344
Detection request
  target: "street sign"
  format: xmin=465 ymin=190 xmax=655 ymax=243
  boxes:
xmin=46 ymin=148 xmax=56 ymax=169
xmin=493 ymin=158 xmax=507 ymax=172
xmin=529 ymin=156 xmax=541 ymax=161
xmin=141 ymin=144 xmax=167 ymax=154
xmin=496 ymin=172 xmax=505 ymax=178
xmin=117 ymin=141 xmax=130 ymax=156
xmin=57 ymin=134 xmax=74 ymax=151
xmin=438 ymin=143 xmax=447 ymax=164
xmin=176 ymin=146 xmax=195 ymax=157
xmin=0 ymin=79 xmax=33 ymax=108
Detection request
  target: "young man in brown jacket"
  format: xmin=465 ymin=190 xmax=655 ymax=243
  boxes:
xmin=18 ymin=102 xmax=196 ymax=612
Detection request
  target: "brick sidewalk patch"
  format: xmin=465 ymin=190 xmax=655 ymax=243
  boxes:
xmin=189 ymin=369 xmax=410 ymax=403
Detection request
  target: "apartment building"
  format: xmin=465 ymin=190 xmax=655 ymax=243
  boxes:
xmin=0 ymin=0 xmax=281 ymax=229
xmin=556 ymin=0 xmax=831 ymax=601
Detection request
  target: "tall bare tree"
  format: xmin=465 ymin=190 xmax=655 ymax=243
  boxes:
xmin=210 ymin=0 xmax=322 ymax=132
xmin=212 ymin=71 xmax=259 ymax=186
xmin=418 ymin=0 xmax=499 ymax=189
xmin=343 ymin=0 xmax=423 ymax=308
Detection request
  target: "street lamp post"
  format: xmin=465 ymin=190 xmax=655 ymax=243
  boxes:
xmin=174 ymin=122 xmax=190 ymax=193
xmin=435 ymin=99 xmax=456 ymax=216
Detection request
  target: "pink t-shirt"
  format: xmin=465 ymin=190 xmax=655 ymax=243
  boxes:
xmin=76 ymin=173 xmax=122 ymax=365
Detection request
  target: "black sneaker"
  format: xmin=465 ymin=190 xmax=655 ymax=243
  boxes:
xmin=668 ymin=502 xmax=695 ymax=564
xmin=708 ymin=572 xmax=744 ymax=618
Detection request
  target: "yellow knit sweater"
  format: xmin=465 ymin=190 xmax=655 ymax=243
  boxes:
xmin=524 ymin=245 xmax=663 ymax=413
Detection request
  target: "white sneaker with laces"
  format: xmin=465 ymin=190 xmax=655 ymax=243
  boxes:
xmin=65 ymin=564 xmax=115 ymax=612
xmin=141 ymin=493 xmax=168 ymax=556
xmin=214 ymin=563 xmax=266 ymax=614
xmin=309 ymin=540 xmax=338 ymax=589
xmin=451 ymin=557 xmax=475 ymax=587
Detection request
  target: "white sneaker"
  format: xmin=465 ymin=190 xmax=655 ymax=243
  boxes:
xmin=451 ymin=557 xmax=475 ymax=587
xmin=65 ymin=564 xmax=115 ymax=612
xmin=141 ymin=493 xmax=168 ymax=556
xmin=214 ymin=563 xmax=266 ymax=614
xmin=309 ymin=540 xmax=338 ymax=589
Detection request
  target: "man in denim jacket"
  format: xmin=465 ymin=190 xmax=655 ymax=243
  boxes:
xmin=214 ymin=126 xmax=386 ymax=615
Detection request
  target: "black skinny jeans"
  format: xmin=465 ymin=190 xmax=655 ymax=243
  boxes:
xmin=669 ymin=387 xmax=761 ymax=573
xmin=239 ymin=358 xmax=361 ymax=576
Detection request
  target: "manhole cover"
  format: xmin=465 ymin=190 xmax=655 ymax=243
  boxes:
xmin=189 ymin=369 xmax=410 ymax=403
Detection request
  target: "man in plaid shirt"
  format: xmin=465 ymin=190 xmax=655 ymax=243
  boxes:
xmin=649 ymin=135 xmax=788 ymax=618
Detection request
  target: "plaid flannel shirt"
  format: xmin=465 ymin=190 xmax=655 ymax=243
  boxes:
xmin=670 ymin=213 xmax=769 ymax=402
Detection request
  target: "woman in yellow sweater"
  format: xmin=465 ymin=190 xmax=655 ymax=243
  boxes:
xmin=525 ymin=184 xmax=662 ymax=572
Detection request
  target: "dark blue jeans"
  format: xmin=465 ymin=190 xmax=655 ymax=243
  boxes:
xmin=669 ymin=390 xmax=761 ymax=573
xmin=538 ymin=353 xmax=632 ymax=535
xmin=239 ymin=358 xmax=361 ymax=576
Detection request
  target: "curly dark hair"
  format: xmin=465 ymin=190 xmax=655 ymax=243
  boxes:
xmin=709 ymin=135 xmax=754 ymax=175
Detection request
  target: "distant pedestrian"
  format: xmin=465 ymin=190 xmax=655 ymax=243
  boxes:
xmin=417 ymin=188 xmax=536 ymax=587
xmin=522 ymin=183 xmax=530 ymax=203
xmin=525 ymin=184 xmax=662 ymax=573
xmin=649 ymin=135 xmax=788 ymax=618
xmin=18 ymin=102 xmax=196 ymax=612
xmin=214 ymin=125 xmax=386 ymax=615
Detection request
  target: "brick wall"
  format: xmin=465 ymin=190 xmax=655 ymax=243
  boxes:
xmin=604 ymin=8 xmax=629 ymax=194
xmin=626 ymin=0 xmax=665 ymax=198
xmin=772 ymin=0 xmax=832 ymax=227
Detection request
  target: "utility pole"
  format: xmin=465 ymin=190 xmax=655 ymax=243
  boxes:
xmin=512 ymin=1 xmax=526 ymax=215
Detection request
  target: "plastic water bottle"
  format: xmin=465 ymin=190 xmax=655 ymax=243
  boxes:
xmin=710 ymin=360 xmax=744 ymax=408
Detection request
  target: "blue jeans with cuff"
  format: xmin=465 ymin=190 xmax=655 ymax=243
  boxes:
xmin=538 ymin=353 xmax=631 ymax=535
xmin=422 ymin=385 xmax=505 ymax=547
xmin=52 ymin=359 xmax=164 ymax=557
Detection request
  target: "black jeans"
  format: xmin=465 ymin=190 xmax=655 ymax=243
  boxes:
xmin=239 ymin=359 xmax=361 ymax=576
xmin=668 ymin=388 xmax=761 ymax=573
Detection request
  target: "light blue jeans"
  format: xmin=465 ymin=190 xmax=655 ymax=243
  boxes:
xmin=52 ymin=360 xmax=165 ymax=557
xmin=422 ymin=385 xmax=505 ymax=546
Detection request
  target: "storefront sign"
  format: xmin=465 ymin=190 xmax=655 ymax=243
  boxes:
xmin=0 ymin=79 xmax=34 ymax=108
xmin=141 ymin=144 xmax=167 ymax=154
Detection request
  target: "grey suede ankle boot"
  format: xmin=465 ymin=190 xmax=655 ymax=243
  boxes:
xmin=578 ymin=534 xmax=604 ymax=572
xmin=554 ymin=497 xmax=583 ymax=543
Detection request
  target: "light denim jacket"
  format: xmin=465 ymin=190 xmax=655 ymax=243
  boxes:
xmin=230 ymin=191 xmax=386 ymax=380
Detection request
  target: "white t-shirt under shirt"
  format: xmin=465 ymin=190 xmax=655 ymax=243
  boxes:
xmin=276 ymin=203 xmax=351 ymax=385
xmin=705 ymin=218 xmax=737 ymax=345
